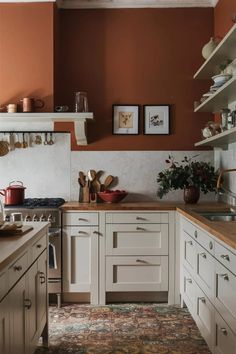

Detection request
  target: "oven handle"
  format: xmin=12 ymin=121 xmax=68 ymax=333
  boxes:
xmin=49 ymin=229 xmax=61 ymax=238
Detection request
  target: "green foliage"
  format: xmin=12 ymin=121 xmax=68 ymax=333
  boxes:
xmin=157 ymin=155 xmax=218 ymax=199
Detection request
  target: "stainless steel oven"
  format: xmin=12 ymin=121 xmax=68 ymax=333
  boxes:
xmin=4 ymin=198 xmax=65 ymax=307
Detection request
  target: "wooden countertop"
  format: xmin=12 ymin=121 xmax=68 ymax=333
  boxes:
xmin=61 ymin=201 xmax=183 ymax=211
xmin=61 ymin=201 xmax=236 ymax=250
xmin=0 ymin=223 xmax=49 ymax=271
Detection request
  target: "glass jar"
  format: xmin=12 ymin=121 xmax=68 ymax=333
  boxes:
xmin=75 ymin=92 xmax=89 ymax=112
xmin=220 ymin=108 xmax=230 ymax=131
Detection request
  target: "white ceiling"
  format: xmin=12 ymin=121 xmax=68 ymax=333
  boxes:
xmin=0 ymin=0 xmax=219 ymax=8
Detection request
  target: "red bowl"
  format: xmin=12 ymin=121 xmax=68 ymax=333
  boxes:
xmin=98 ymin=191 xmax=128 ymax=203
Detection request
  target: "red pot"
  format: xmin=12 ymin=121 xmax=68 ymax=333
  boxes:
xmin=0 ymin=181 xmax=26 ymax=205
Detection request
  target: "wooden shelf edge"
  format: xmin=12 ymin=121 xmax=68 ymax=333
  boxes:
xmin=194 ymin=127 xmax=236 ymax=148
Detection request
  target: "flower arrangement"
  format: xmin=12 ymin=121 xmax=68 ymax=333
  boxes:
xmin=157 ymin=155 xmax=218 ymax=200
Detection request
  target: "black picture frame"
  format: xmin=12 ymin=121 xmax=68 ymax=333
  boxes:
xmin=112 ymin=104 xmax=140 ymax=135
xmin=143 ymin=105 xmax=170 ymax=135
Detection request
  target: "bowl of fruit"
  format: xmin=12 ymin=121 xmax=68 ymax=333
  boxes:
xmin=98 ymin=190 xmax=128 ymax=203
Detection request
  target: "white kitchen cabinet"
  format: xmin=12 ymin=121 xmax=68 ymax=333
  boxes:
xmin=104 ymin=210 xmax=175 ymax=304
xmin=106 ymin=255 xmax=168 ymax=292
xmin=0 ymin=296 xmax=10 ymax=354
xmin=63 ymin=212 xmax=99 ymax=304
xmin=62 ymin=209 xmax=176 ymax=306
xmin=0 ymin=226 xmax=48 ymax=354
xmin=180 ymin=214 xmax=236 ymax=354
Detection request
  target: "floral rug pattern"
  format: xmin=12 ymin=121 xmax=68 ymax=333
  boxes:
xmin=35 ymin=303 xmax=211 ymax=354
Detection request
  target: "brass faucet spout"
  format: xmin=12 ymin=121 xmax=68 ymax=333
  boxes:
xmin=216 ymin=168 xmax=236 ymax=191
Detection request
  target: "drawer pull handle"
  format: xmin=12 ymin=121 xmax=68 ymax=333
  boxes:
xmin=136 ymin=227 xmax=146 ymax=231
xmin=78 ymin=231 xmax=88 ymax=235
xmin=199 ymin=297 xmax=206 ymax=303
xmin=219 ymin=273 xmax=229 ymax=281
xmin=36 ymin=244 xmax=42 ymax=249
xmin=136 ymin=259 xmax=148 ymax=264
xmin=221 ymin=254 xmax=230 ymax=261
xmin=24 ymin=299 xmax=32 ymax=310
xmin=78 ymin=218 xmax=88 ymax=222
xmin=186 ymin=278 xmax=192 ymax=283
xmin=186 ymin=240 xmax=193 ymax=245
xmin=200 ymin=253 xmax=206 ymax=259
xmin=39 ymin=272 xmax=46 ymax=284
xmin=14 ymin=265 xmax=22 ymax=271
xmin=194 ymin=230 xmax=198 ymax=238
xmin=136 ymin=216 xmax=147 ymax=221
xmin=93 ymin=231 xmax=102 ymax=236
xmin=209 ymin=241 xmax=213 ymax=250
xmin=221 ymin=328 xmax=228 ymax=336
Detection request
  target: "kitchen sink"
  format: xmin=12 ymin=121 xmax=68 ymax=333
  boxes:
xmin=196 ymin=210 xmax=236 ymax=221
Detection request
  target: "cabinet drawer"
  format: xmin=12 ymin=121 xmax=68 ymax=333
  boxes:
xmin=8 ymin=251 xmax=28 ymax=289
xmin=0 ymin=271 xmax=8 ymax=301
xmin=214 ymin=311 xmax=236 ymax=354
xmin=196 ymin=243 xmax=215 ymax=301
xmin=106 ymin=212 xmax=168 ymax=224
xmin=63 ymin=212 xmax=98 ymax=226
xmin=181 ymin=217 xmax=214 ymax=254
xmin=215 ymin=260 xmax=236 ymax=334
xmin=31 ymin=233 xmax=47 ymax=263
xmin=181 ymin=266 xmax=196 ymax=316
xmin=182 ymin=230 xmax=196 ymax=275
xmin=106 ymin=256 xmax=168 ymax=292
xmin=195 ymin=285 xmax=214 ymax=351
xmin=106 ymin=224 xmax=168 ymax=255
xmin=215 ymin=241 xmax=236 ymax=276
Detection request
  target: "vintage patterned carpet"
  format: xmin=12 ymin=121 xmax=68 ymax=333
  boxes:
xmin=35 ymin=303 xmax=211 ymax=354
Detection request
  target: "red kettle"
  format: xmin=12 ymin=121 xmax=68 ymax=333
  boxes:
xmin=0 ymin=181 xmax=26 ymax=205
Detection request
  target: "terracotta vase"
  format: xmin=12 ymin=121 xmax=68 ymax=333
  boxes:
xmin=183 ymin=186 xmax=200 ymax=204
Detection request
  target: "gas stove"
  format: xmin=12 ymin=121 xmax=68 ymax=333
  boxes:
xmin=4 ymin=198 xmax=65 ymax=226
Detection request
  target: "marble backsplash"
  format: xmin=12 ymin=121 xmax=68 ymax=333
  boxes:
xmin=71 ymin=150 xmax=215 ymax=202
xmin=0 ymin=134 xmax=215 ymax=203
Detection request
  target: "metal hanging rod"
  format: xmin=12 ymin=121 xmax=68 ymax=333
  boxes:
xmin=0 ymin=131 xmax=70 ymax=134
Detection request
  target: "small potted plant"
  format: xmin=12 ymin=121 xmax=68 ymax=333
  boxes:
xmin=157 ymin=155 xmax=218 ymax=203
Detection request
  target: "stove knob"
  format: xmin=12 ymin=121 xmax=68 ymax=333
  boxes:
xmin=47 ymin=214 xmax=53 ymax=223
xmin=33 ymin=214 xmax=39 ymax=222
xmin=25 ymin=215 xmax=32 ymax=222
xmin=40 ymin=214 xmax=46 ymax=222
xmin=5 ymin=214 xmax=10 ymax=222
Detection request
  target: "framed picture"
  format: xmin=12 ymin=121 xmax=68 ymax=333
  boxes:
xmin=144 ymin=105 xmax=170 ymax=135
xmin=112 ymin=104 xmax=140 ymax=135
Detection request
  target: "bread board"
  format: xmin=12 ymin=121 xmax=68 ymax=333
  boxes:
xmin=0 ymin=225 xmax=33 ymax=237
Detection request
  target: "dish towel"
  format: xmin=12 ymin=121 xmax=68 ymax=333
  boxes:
xmin=49 ymin=242 xmax=57 ymax=269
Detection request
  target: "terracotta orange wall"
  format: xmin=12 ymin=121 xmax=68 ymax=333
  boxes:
xmin=55 ymin=8 xmax=213 ymax=151
xmin=214 ymin=0 xmax=236 ymax=37
xmin=0 ymin=3 xmax=54 ymax=111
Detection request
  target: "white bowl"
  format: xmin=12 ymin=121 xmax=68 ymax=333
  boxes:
xmin=212 ymin=74 xmax=232 ymax=86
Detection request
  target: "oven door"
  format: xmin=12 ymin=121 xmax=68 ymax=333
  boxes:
xmin=48 ymin=228 xmax=61 ymax=293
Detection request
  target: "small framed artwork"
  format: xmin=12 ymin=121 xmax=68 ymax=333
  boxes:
xmin=112 ymin=104 xmax=140 ymax=135
xmin=144 ymin=105 xmax=170 ymax=135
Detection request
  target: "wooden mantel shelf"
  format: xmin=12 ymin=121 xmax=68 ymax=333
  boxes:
xmin=0 ymin=112 xmax=94 ymax=145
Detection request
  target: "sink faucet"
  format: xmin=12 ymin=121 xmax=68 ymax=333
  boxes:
xmin=216 ymin=169 xmax=236 ymax=203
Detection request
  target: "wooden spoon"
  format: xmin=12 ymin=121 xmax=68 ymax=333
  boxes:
xmin=79 ymin=171 xmax=86 ymax=187
xmin=104 ymin=175 xmax=115 ymax=189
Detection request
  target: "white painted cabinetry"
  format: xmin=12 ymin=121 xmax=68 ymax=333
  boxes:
xmin=62 ymin=210 xmax=176 ymax=306
xmin=105 ymin=212 xmax=169 ymax=295
xmin=0 ymin=228 xmax=48 ymax=354
xmin=180 ymin=215 xmax=236 ymax=354
xmin=62 ymin=212 xmax=99 ymax=304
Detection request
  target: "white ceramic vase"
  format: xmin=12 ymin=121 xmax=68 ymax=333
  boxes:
xmin=202 ymin=37 xmax=218 ymax=60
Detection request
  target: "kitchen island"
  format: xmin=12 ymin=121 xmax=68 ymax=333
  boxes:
xmin=0 ymin=222 xmax=49 ymax=354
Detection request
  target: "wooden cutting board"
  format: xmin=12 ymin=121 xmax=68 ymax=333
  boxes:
xmin=0 ymin=225 xmax=33 ymax=237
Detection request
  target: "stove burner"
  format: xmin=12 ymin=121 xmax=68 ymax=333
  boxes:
xmin=4 ymin=198 xmax=65 ymax=209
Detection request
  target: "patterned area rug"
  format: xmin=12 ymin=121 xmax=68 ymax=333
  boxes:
xmin=35 ymin=303 xmax=211 ymax=354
